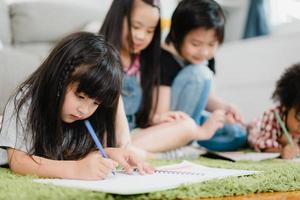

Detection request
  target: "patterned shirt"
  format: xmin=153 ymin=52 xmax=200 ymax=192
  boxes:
xmin=248 ymin=105 xmax=286 ymax=151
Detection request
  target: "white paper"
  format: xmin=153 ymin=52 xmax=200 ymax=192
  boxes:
xmin=34 ymin=161 xmax=256 ymax=195
xmin=213 ymin=152 xmax=280 ymax=161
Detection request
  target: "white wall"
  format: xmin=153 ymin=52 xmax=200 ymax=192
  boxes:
xmin=160 ymin=0 xmax=250 ymax=42
xmin=215 ymin=32 xmax=300 ymax=121
xmin=217 ymin=0 xmax=250 ymax=41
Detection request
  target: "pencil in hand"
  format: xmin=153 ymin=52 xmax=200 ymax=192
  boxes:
xmin=84 ymin=120 xmax=116 ymax=175
xmin=274 ymin=110 xmax=293 ymax=145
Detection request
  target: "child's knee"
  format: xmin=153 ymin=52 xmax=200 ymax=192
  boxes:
xmin=179 ymin=117 xmax=198 ymax=135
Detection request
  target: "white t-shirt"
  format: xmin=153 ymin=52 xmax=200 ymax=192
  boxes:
xmin=0 ymin=95 xmax=33 ymax=165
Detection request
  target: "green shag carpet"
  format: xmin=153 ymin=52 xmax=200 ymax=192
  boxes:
xmin=1 ymin=157 xmax=300 ymax=200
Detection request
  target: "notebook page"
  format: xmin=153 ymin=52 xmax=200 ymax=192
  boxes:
xmin=34 ymin=161 xmax=256 ymax=195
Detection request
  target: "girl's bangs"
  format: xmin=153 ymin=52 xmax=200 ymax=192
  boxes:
xmin=71 ymin=64 xmax=121 ymax=107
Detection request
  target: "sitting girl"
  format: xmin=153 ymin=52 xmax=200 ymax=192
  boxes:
xmin=158 ymin=0 xmax=247 ymax=151
xmin=0 ymin=32 xmax=151 ymax=179
xmin=248 ymin=63 xmax=300 ymax=159
xmin=100 ymin=0 xmax=225 ymax=159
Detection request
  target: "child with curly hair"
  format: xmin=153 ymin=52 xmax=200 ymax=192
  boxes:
xmin=248 ymin=63 xmax=300 ymax=159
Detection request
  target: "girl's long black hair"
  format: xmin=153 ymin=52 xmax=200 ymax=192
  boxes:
xmin=14 ymin=32 xmax=122 ymax=160
xmin=99 ymin=0 xmax=161 ymax=128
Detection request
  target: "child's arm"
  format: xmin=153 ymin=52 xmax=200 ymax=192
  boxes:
xmin=206 ymin=90 xmax=244 ymax=124
xmin=153 ymin=86 xmax=171 ymax=115
xmin=7 ymin=148 xmax=117 ymax=180
xmin=114 ymin=96 xmax=156 ymax=159
xmin=151 ymin=86 xmax=189 ymax=125
xmin=115 ymin=96 xmax=131 ymax=148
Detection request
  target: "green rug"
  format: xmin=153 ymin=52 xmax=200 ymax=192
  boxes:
xmin=1 ymin=157 xmax=300 ymax=200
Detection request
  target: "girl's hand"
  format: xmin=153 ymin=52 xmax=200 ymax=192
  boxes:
xmin=225 ymin=104 xmax=244 ymax=125
xmin=75 ymin=151 xmax=118 ymax=180
xmin=281 ymin=142 xmax=299 ymax=159
xmin=278 ymin=133 xmax=299 ymax=147
xmin=201 ymin=109 xmax=226 ymax=139
xmin=152 ymin=111 xmax=189 ymax=125
xmin=105 ymin=147 xmax=154 ymax=175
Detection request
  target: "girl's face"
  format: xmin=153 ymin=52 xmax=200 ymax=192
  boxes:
xmin=180 ymin=27 xmax=219 ymax=64
xmin=61 ymin=83 xmax=100 ymax=123
xmin=286 ymin=107 xmax=300 ymax=137
xmin=122 ymin=0 xmax=159 ymax=54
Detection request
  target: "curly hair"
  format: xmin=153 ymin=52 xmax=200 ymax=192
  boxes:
xmin=272 ymin=63 xmax=300 ymax=116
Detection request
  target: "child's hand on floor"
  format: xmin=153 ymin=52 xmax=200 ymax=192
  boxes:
xmin=201 ymin=109 xmax=226 ymax=140
xmin=75 ymin=151 xmax=118 ymax=180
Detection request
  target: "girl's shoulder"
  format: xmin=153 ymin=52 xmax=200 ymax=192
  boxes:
xmin=160 ymin=46 xmax=183 ymax=69
xmin=3 ymin=86 xmax=32 ymax=118
xmin=161 ymin=43 xmax=179 ymax=58
xmin=261 ymin=105 xmax=283 ymax=119
xmin=161 ymin=48 xmax=176 ymax=63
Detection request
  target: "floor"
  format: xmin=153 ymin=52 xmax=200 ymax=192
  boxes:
xmin=200 ymin=191 xmax=300 ymax=200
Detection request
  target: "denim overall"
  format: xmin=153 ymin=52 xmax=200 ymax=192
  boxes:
xmin=122 ymin=74 xmax=142 ymax=130
xmin=171 ymin=63 xmax=247 ymax=151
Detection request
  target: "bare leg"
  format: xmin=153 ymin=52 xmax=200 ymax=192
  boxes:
xmin=132 ymin=117 xmax=206 ymax=152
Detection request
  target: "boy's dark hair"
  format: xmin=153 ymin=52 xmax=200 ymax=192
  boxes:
xmin=14 ymin=32 xmax=122 ymax=160
xmin=99 ymin=0 xmax=161 ymax=128
xmin=166 ymin=0 xmax=225 ymax=54
xmin=272 ymin=63 xmax=300 ymax=117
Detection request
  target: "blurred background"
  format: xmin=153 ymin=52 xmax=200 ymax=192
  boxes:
xmin=1 ymin=0 xmax=300 ymax=121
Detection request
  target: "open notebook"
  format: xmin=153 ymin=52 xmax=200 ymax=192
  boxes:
xmin=34 ymin=161 xmax=256 ymax=195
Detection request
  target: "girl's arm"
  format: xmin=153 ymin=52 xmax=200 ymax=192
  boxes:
xmin=151 ymin=86 xmax=193 ymax=125
xmin=114 ymin=96 xmax=154 ymax=159
xmin=206 ymin=89 xmax=244 ymax=124
xmin=154 ymin=86 xmax=171 ymax=115
xmin=115 ymin=96 xmax=131 ymax=148
xmin=7 ymin=148 xmax=117 ymax=180
xmin=206 ymin=88 xmax=227 ymax=112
